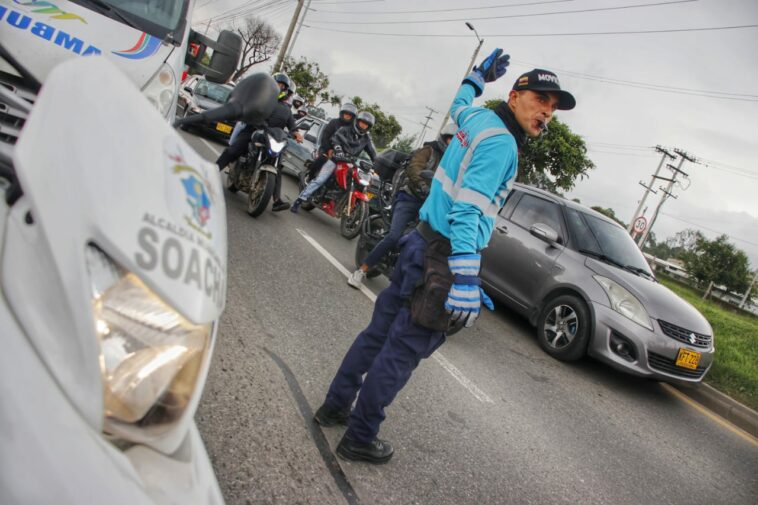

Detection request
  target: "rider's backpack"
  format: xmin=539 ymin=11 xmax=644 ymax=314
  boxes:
xmin=373 ymin=149 xmax=411 ymax=181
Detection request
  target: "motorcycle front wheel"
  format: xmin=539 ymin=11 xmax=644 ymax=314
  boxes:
xmin=297 ymin=170 xmax=315 ymax=211
xmin=224 ymin=163 xmax=239 ymax=193
xmin=247 ymin=169 xmax=275 ymax=218
xmin=340 ymin=198 xmax=368 ymax=239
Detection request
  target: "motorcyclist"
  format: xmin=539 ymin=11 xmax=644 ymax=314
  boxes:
xmin=305 ymin=102 xmax=357 ymax=180
xmin=294 ymin=107 xmax=308 ymax=120
xmin=347 ymin=123 xmax=457 ymax=288
xmin=290 ymin=110 xmax=377 ymax=213
xmin=292 ymin=93 xmax=305 ymax=111
xmin=216 ymin=72 xmax=303 ymax=211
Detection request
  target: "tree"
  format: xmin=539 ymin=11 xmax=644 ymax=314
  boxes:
xmin=283 ymin=56 xmax=341 ymax=107
xmin=390 ymin=134 xmax=417 ymax=154
xmin=306 ymin=106 xmax=326 ymax=120
xmin=483 ymin=99 xmax=594 ymax=192
xmin=590 ymin=206 xmax=625 ymax=227
xmin=665 ymin=228 xmax=704 ymax=260
xmin=227 ymin=17 xmax=280 ymax=82
xmin=682 ymin=234 xmax=752 ymax=295
xmin=349 ymin=96 xmax=403 ymax=149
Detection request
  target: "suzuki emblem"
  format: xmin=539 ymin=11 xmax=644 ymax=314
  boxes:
xmin=689 ymin=333 xmax=697 ymax=344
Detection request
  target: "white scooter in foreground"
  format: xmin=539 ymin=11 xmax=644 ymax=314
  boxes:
xmin=0 ymin=56 xmax=277 ymax=504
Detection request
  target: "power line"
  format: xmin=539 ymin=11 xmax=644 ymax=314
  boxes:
xmin=302 ymin=23 xmax=758 ymax=38
xmin=307 ymin=0 xmax=697 ymax=26
xmin=659 ymin=212 xmax=758 ymax=248
xmin=311 ymin=0 xmax=574 ymax=15
xmin=513 ymin=59 xmax=758 ymax=100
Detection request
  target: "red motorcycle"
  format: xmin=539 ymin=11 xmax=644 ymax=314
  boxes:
xmin=298 ymin=155 xmax=372 ymax=239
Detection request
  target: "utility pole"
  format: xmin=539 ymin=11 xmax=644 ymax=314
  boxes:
xmin=285 ymin=0 xmax=312 ymax=62
xmin=637 ymin=149 xmax=696 ymax=250
xmin=438 ymin=22 xmax=484 ymax=135
xmin=738 ymin=270 xmax=757 ymax=309
xmin=417 ymin=106 xmax=439 ymax=148
xmin=273 ymin=0 xmax=305 ymax=73
xmin=628 ymin=145 xmax=676 ymax=235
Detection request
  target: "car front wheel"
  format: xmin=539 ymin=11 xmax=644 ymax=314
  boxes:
xmin=537 ymin=294 xmax=590 ymax=362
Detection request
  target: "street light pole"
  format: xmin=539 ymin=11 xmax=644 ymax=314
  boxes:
xmin=438 ymin=22 xmax=483 ymax=135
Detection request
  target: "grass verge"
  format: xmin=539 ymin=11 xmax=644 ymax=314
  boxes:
xmin=658 ymin=276 xmax=757 ymax=411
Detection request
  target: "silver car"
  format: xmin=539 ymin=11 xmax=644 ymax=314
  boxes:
xmin=480 ymin=184 xmax=714 ymax=383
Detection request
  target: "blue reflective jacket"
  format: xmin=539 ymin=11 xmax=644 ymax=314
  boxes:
xmin=419 ymin=82 xmax=518 ymax=254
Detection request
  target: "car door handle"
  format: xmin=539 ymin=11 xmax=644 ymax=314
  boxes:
xmin=496 ymin=225 xmax=509 ymax=234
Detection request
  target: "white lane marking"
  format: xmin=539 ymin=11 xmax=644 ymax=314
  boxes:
xmin=296 ymin=228 xmax=494 ymax=404
xmin=199 ymin=137 xmax=224 ymax=156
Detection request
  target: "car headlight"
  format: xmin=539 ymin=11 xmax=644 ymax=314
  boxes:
xmin=593 ymin=275 xmax=653 ymax=330
xmin=142 ymin=63 xmax=177 ymax=119
xmin=86 ymin=245 xmax=211 ymax=443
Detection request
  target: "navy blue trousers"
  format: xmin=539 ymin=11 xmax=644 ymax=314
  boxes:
xmin=324 ymin=230 xmax=446 ymax=443
xmin=362 ymin=193 xmax=422 ymax=268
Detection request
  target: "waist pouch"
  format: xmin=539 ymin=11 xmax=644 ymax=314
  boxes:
xmin=410 ymin=222 xmax=453 ymax=332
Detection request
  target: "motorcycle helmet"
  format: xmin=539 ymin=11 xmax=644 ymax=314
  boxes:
xmin=272 ymin=72 xmax=291 ymax=100
xmin=292 ymin=94 xmax=305 ymax=109
xmin=437 ymin=123 xmax=457 ymax=151
xmin=339 ymin=102 xmax=357 ymax=122
xmin=354 ymin=110 xmax=375 ymax=136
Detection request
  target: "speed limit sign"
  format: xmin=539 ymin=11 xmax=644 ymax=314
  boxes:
xmin=633 ymin=216 xmax=648 ymax=234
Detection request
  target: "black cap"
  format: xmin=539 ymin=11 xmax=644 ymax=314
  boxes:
xmin=512 ymin=69 xmax=576 ymax=110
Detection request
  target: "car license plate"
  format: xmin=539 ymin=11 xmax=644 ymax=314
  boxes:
xmin=675 ymin=348 xmax=701 ymax=370
xmin=216 ymin=123 xmax=232 ymax=134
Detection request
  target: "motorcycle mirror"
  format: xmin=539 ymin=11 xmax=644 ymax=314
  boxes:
xmin=174 ymin=73 xmax=279 ymax=128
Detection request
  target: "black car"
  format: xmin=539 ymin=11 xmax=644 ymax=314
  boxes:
xmin=176 ymin=75 xmax=235 ymax=142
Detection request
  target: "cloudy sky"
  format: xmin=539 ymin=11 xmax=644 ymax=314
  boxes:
xmin=194 ymin=0 xmax=758 ymax=266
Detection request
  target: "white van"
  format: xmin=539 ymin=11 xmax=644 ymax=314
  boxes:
xmin=0 ymin=0 xmax=240 ymax=129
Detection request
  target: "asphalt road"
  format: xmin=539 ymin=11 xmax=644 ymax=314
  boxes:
xmin=181 ymin=131 xmax=758 ymax=505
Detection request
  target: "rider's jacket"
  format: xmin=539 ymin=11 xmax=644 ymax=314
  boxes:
xmin=331 ymin=125 xmax=377 ymax=161
xmin=264 ymin=101 xmax=297 ymax=132
xmin=419 ymin=82 xmax=519 ymax=255
xmin=317 ymin=117 xmax=352 ymax=153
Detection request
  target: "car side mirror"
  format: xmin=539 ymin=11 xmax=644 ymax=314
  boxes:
xmin=530 ymin=223 xmax=560 ymax=245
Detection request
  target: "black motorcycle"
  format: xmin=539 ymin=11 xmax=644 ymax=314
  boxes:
xmin=225 ymin=126 xmax=289 ymax=217
xmin=354 ymin=169 xmax=434 ymax=279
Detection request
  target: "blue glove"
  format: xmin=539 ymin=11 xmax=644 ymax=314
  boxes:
xmin=445 ymin=254 xmax=495 ymax=327
xmin=462 ymin=49 xmax=511 ymax=97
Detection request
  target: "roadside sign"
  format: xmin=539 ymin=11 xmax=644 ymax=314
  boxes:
xmin=633 ymin=216 xmax=648 ymax=234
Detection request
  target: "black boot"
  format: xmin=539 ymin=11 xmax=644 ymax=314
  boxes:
xmin=336 ymin=434 xmax=394 ymax=464
xmin=272 ymin=200 xmax=291 ymax=212
xmin=313 ymin=404 xmax=349 ymax=427
xmin=290 ymin=198 xmax=302 ymax=213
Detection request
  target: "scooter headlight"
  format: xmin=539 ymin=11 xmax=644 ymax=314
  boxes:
xmin=268 ymin=136 xmax=287 ymax=154
xmin=142 ymin=63 xmax=177 ymax=119
xmin=86 ymin=245 xmax=211 ymax=443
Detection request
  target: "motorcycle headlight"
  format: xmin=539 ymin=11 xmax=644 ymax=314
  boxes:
xmin=268 ymin=137 xmax=287 ymax=154
xmin=142 ymin=63 xmax=177 ymax=119
xmin=357 ymin=169 xmax=371 ymax=186
xmin=86 ymin=245 xmax=211 ymax=443
xmin=593 ymin=275 xmax=653 ymax=330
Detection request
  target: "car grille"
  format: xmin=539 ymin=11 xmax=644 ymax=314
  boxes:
xmin=648 ymin=351 xmax=707 ymax=379
xmin=657 ymin=319 xmax=712 ymax=348
xmin=0 ymin=72 xmax=36 ymax=146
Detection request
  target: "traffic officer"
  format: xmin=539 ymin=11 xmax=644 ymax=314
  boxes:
xmin=312 ymin=49 xmax=576 ymax=464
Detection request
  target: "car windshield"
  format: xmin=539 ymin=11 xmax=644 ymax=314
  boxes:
xmin=195 ymin=82 xmax=232 ymax=103
xmin=567 ymin=209 xmax=653 ymax=277
xmin=72 ymin=0 xmax=188 ymax=41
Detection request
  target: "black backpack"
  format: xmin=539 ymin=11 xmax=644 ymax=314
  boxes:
xmin=373 ymin=149 xmax=412 ymax=181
